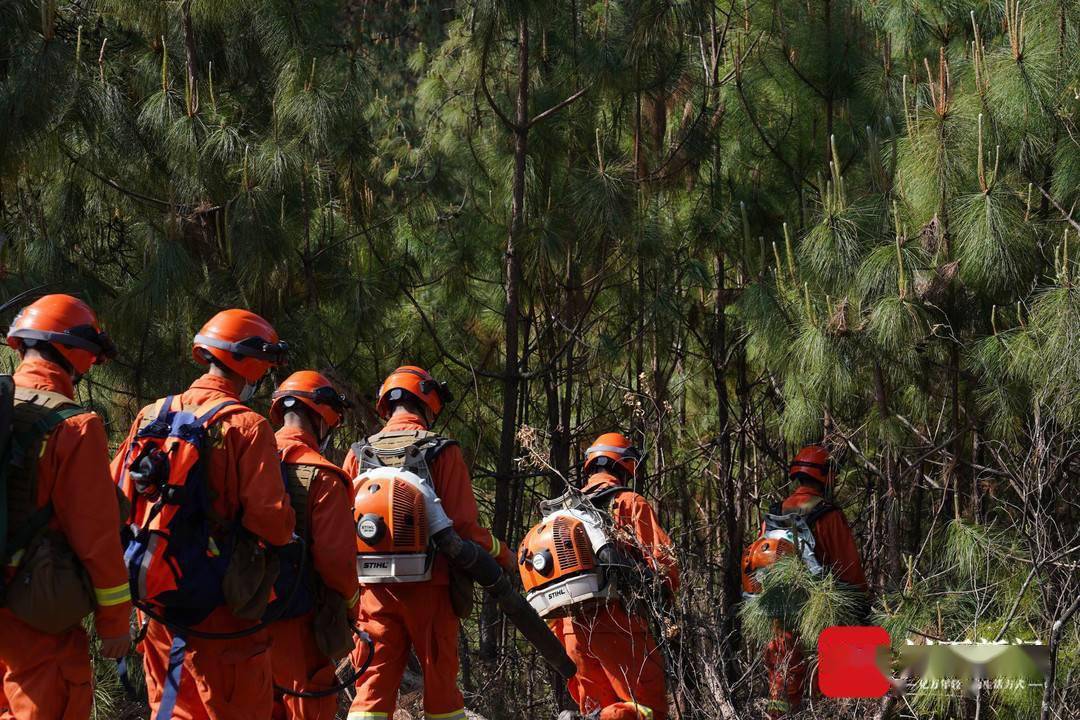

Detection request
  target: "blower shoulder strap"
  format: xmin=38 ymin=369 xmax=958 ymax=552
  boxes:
xmin=355 ymin=429 xmax=458 ymax=471
xmin=766 ymin=496 xmax=835 ymax=528
xmin=803 ymin=498 xmax=837 ymax=527
xmin=584 ymin=484 xmax=630 ymax=512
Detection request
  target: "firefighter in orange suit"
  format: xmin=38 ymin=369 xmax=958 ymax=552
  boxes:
xmin=0 ymin=294 xmax=132 ymax=720
xmin=551 ymin=433 xmax=678 ymax=720
xmin=342 ymin=366 xmax=513 ymax=720
xmin=269 ymin=371 xmax=360 ymax=720
xmin=764 ymin=445 xmax=868 ymax=718
xmin=111 ymin=309 xmax=295 ymax=720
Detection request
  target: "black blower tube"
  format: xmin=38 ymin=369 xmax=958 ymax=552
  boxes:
xmin=431 ymin=527 xmax=577 ymax=679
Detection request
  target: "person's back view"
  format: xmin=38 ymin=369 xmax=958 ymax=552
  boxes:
xmin=112 ymin=308 xmax=295 ymax=720
xmin=547 ymin=432 xmax=679 ymax=720
xmin=269 ymin=370 xmax=359 ymax=720
xmin=763 ymin=445 xmax=868 ymax=719
xmin=342 ymin=366 xmax=513 ymax=720
xmin=0 ymin=294 xmax=131 ymax=720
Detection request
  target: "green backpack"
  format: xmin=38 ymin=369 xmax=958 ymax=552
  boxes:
xmin=0 ymin=377 xmax=90 ymax=596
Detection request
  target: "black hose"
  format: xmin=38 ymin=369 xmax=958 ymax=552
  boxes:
xmin=274 ymin=627 xmax=375 ymax=699
xmin=431 ymin=527 xmax=577 ymax=679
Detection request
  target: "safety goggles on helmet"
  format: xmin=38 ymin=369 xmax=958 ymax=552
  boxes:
xmin=585 ymin=442 xmax=642 ymax=460
xmin=10 ymin=323 xmax=117 ymax=361
xmin=395 ymin=368 xmax=454 ymax=404
xmin=193 ymin=334 xmax=289 ymax=364
xmin=272 ymin=386 xmax=352 ymax=414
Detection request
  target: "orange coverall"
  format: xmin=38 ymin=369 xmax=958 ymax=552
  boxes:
xmin=271 ymin=426 xmax=360 ymax=720
xmin=341 ymin=411 xmax=512 ymax=720
xmin=0 ymin=358 xmax=131 ymax=720
xmin=550 ymin=471 xmax=679 ymax=720
xmin=112 ymin=373 xmax=295 ymax=720
xmin=765 ymin=483 xmax=868 ymax=715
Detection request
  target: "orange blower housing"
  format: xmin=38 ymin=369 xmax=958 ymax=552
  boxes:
xmin=353 ymin=467 xmax=433 ymax=582
xmin=519 ymin=510 xmax=615 ymax=618
xmin=741 ymin=536 xmax=796 ymax=597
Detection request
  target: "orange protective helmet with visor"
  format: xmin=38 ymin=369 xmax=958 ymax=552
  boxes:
xmin=192 ymin=309 xmax=287 ymax=383
xmin=270 ymin=370 xmax=351 ymax=429
xmin=6 ymin=293 xmax=117 ymax=374
xmin=374 ymin=365 xmax=453 ymax=421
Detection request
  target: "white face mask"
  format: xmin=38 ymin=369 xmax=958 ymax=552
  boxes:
xmin=239 ymin=382 xmax=258 ymax=402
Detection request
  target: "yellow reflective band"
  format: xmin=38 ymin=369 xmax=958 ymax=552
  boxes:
xmin=489 ymin=538 xmax=501 ymax=557
xmin=208 ymin=537 xmax=221 ymax=557
xmin=627 ymin=704 xmax=653 ymax=720
xmin=95 ymin=583 xmax=131 ymax=607
xmin=347 ymin=589 xmax=360 ymax=609
xmin=425 ymin=711 xmax=467 ymax=720
xmin=347 ymin=713 xmax=389 ymax=720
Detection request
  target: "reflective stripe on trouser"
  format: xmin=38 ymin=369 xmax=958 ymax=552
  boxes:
xmin=349 ymin=584 xmax=465 ymax=719
xmin=426 ymin=711 xmax=467 ymax=720
xmin=347 ymin=713 xmax=389 ymax=719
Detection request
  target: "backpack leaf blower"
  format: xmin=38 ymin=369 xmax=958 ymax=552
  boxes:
xmin=353 ymin=466 xmax=576 ymax=679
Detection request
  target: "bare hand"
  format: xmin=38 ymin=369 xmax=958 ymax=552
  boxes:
xmin=98 ymin=634 xmax=131 ymax=659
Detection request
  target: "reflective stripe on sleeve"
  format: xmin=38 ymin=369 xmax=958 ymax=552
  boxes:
xmin=95 ymin=582 xmax=132 ymax=607
xmin=347 ymin=589 xmax=360 ymax=609
xmin=628 ymin=704 xmax=654 ymax=720
xmin=489 ymin=537 xmax=501 ymax=557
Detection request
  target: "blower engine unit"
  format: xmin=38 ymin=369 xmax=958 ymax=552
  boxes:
xmin=352 ymin=467 xmax=451 ymax=583
xmin=518 ymin=506 xmax=618 ymax=618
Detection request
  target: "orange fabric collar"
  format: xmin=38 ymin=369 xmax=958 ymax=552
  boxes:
xmin=275 ymin=425 xmax=319 ymax=451
xmin=13 ymin=358 xmax=76 ymax=399
xmin=188 ymin=372 xmax=241 ymax=399
xmin=791 ymin=484 xmax=824 ymax=499
xmin=384 ymin=411 xmax=428 ymax=432
xmin=582 ymin=471 xmax=623 ymax=493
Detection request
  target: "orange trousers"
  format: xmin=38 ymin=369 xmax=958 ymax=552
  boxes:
xmin=140 ymin=608 xmax=273 ymax=720
xmin=551 ymin=603 xmax=667 ymax=720
xmin=347 ymin=584 xmax=464 ymax=720
xmin=763 ymin=627 xmax=807 ymax=717
xmin=0 ymin=609 xmax=93 ymax=720
xmin=269 ymin=613 xmax=340 ymax=720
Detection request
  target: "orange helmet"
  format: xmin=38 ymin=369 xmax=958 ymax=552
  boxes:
xmin=741 ymin=536 xmax=796 ymax=594
xmin=6 ymin=294 xmax=116 ymax=374
xmin=375 ymin=366 xmax=452 ymax=420
xmin=583 ymin=432 xmax=640 ymax=479
xmin=790 ymin=445 xmax=835 ymax=486
xmin=270 ymin=370 xmax=350 ymax=429
xmin=192 ymin=309 xmax=287 ymax=383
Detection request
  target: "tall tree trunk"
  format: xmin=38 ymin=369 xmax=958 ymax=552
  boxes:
xmin=712 ymin=252 xmax=743 ymax=680
xmin=485 ymin=9 xmax=529 ymax=661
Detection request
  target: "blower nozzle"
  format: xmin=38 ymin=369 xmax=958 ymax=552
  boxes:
xmin=432 ymin=528 xmax=577 ymax=679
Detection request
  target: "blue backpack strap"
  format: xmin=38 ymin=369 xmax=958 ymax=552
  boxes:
xmin=193 ymin=400 xmax=237 ymax=426
xmin=155 ymin=396 xmax=175 ymax=422
xmin=155 ymin=633 xmax=188 ymax=720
